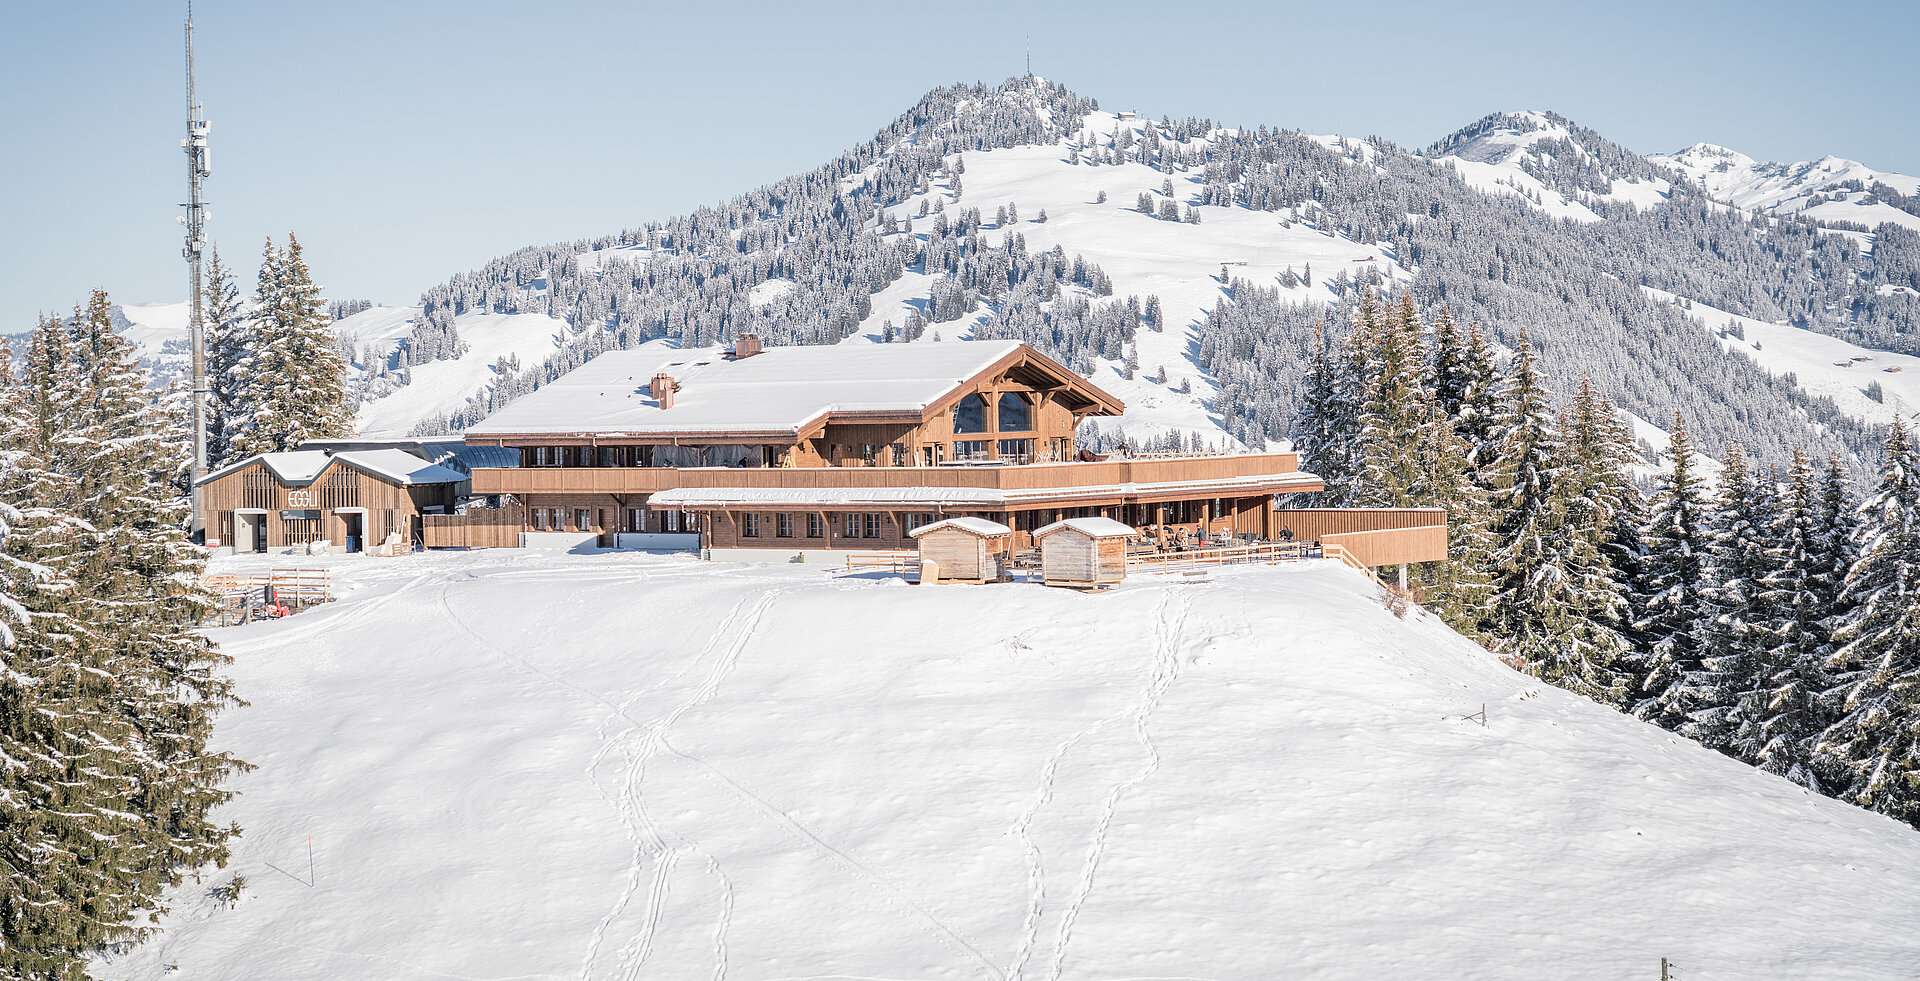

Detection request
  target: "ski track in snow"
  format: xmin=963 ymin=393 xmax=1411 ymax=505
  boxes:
xmin=579 ymin=590 xmax=758 ymax=981
xmin=431 ymin=575 xmax=755 ymax=981
xmin=655 ymin=729 xmax=1008 ymax=980
xmin=611 ymin=586 xmax=784 ymax=981
xmin=1045 ymin=588 xmax=1193 ymax=981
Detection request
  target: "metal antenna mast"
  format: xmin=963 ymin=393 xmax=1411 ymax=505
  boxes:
xmin=1025 ymin=34 xmax=1031 ymax=78
xmin=182 ymin=2 xmax=212 ymax=538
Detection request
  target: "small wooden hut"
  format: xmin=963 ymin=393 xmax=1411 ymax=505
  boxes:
xmin=908 ymin=517 xmax=1012 ymax=583
xmin=1033 ymin=516 xmax=1133 ymax=588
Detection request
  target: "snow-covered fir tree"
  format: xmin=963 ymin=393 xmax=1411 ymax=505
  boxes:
xmin=1535 ymin=376 xmax=1636 ymax=705
xmin=1820 ymin=418 xmax=1920 ymax=825
xmin=1692 ymin=445 xmax=1776 ymax=753
xmin=1748 ymin=450 xmax=1838 ymax=790
xmin=202 ymin=244 xmax=247 ymax=468
xmin=1634 ymin=414 xmax=1720 ymax=730
xmin=2 ymin=293 xmax=247 ymax=973
xmin=1484 ymin=329 xmax=1574 ymax=667
xmin=227 ymin=235 xmax=353 ymax=457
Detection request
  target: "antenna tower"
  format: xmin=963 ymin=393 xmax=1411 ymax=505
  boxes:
xmin=1025 ymin=34 xmax=1031 ymax=79
xmin=182 ymin=2 xmax=212 ymax=538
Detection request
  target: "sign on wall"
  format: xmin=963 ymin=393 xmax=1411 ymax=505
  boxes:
xmin=287 ymin=489 xmax=315 ymax=507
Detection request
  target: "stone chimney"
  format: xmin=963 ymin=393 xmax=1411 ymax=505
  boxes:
xmin=732 ymin=333 xmax=763 ymax=359
xmin=650 ymin=373 xmax=678 ymax=409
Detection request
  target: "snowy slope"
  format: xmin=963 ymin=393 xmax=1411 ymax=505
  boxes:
xmin=1654 ymin=143 xmax=1920 ymax=233
xmin=848 ymin=116 xmax=1410 ymax=449
xmin=354 ymin=310 xmax=575 ymax=436
xmin=1648 ymin=286 xmax=1920 ymax=429
xmin=94 ymin=551 xmax=1920 ymax=981
xmin=1426 ymin=110 xmax=1671 ymax=222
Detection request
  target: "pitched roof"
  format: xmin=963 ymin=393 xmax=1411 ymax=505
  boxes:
xmin=463 ymin=339 xmax=1122 ymax=439
xmin=331 ymin=449 xmax=468 ymax=486
xmin=909 ymin=517 xmax=1012 ymax=538
xmin=197 ymin=449 xmax=467 ymax=488
xmin=1034 ymin=516 xmax=1137 ymax=539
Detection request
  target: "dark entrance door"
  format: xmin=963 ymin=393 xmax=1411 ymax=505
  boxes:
xmin=343 ymin=512 xmax=363 ymax=553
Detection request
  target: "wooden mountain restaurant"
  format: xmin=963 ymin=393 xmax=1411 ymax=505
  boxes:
xmin=443 ymin=336 xmax=1446 ymax=565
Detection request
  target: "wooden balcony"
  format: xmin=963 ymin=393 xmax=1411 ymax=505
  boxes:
xmin=472 ymin=452 xmax=1309 ymax=500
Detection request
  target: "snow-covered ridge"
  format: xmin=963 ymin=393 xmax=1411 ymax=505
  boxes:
xmin=1654 ymin=142 xmax=1920 ymax=232
xmin=1424 ymin=109 xmax=1670 ymax=222
xmin=91 ymin=551 xmax=1920 ymax=979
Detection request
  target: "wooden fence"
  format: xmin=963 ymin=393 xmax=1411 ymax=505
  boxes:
xmin=423 ymin=506 xmax=524 ymax=549
xmin=201 ymin=569 xmax=333 ymax=626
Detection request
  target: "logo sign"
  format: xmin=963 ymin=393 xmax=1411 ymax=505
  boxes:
xmin=287 ymin=489 xmax=316 ymax=507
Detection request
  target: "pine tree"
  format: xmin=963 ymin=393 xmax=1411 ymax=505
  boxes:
xmin=203 ymin=244 xmax=247 ymax=468
xmin=1 ymin=294 xmax=248 ymax=972
xmin=1634 ymin=414 xmax=1720 ymax=730
xmin=1483 ymin=329 xmax=1581 ymax=667
xmin=1350 ymin=291 xmax=1433 ymax=508
xmin=227 ymin=235 xmax=354 ymax=458
xmin=1412 ymin=388 xmax=1497 ymax=636
xmin=1538 ymin=376 xmax=1636 ymax=705
xmin=1693 ymin=445 xmax=1776 ymax=754
xmin=1819 ymin=418 xmax=1920 ymax=825
xmin=1294 ymin=323 xmax=1357 ymax=505
xmin=1748 ymin=450 xmax=1836 ymax=790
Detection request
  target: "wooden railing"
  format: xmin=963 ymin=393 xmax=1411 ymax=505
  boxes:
xmin=845 ymin=550 xmax=919 ymax=574
xmin=201 ymin=569 xmax=333 ymax=625
xmin=472 ymin=453 xmax=1307 ymax=497
xmin=1126 ymin=541 xmax=1315 ymax=571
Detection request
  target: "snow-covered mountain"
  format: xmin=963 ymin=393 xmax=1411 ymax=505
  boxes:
xmin=1423 ymin=109 xmax=1671 ymax=221
xmin=91 ymin=550 xmax=1920 ymax=980
xmin=106 ymin=81 xmax=1920 ymax=470
xmin=1653 ymin=142 xmax=1920 ymax=232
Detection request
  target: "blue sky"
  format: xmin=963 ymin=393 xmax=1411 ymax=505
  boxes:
xmin=3 ymin=0 xmax=1913 ymax=331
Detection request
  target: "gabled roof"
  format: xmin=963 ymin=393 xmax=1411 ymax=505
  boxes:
xmin=463 ymin=338 xmax=1123 ymax=441
xmin=1034 ymin=516 xmax=1137 ymax=539
xmin=909 ymin=517 xmax=1012 ymax=539
xmin=197 ymin=449 xmax=467 ymax=488
xmin=331 ymin=450 xmax=468 ymax=486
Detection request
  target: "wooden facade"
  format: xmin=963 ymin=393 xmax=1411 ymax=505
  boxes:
xmin=454 ymin=339 xmax=1446 ymax=560
xmin=1271 ymin=508 xmax=1449 ymax=567
xmin=909 ymin=518 xmax=1012 ymax=583
xmin=199 ymin=455 xmax=459 ymax=553
xmin=1034 ymin=517 xmax=1133 ymax=588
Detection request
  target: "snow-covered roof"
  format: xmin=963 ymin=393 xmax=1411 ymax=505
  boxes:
xmin=1033 ymin=516 xmax=1136 ymax=539
xmin=197 ymin=448 xmax=467 ymax=488
xmin=909 ymin=517 xmax=1012 ymax=538
xmin=464 ymin=340 xmax=1120 ymax=439
xmin=331 ymin=449 xmax=468 ymax=486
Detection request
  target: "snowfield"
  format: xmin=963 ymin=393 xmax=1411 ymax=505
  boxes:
xmin=94 ymin=550 xmax=1920 ymax=980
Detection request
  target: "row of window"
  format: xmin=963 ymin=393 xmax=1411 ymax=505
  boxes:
xmin=740 ymin=512 xmax=934 ymax=539
xmin=952 ymin=391 xmax=1034 ymax=434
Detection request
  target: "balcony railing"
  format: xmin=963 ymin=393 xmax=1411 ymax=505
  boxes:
xmin=473 ymin=452 xmax=1307 ymax=496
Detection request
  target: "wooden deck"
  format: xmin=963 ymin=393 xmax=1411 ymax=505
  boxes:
xmin=474 ymin=453 xmax=1308 ymax=500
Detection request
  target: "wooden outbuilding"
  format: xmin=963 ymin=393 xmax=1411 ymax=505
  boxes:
xmin=908 ymin=517 xmax=1012 ymax=583
xmin=1033 ymin=516 xmax=1134 ymax=588
xmin=196 ymin=449 xmax=467 ymax=554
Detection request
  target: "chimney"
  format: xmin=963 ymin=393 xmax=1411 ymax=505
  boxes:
xmin=733 ymin=333 xmax=763 ymax=359
xmin=649 ymin=373 xmax=678 ymax=409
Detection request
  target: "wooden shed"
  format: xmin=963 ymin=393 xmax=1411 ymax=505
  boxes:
xmin=908 ymin=517 xmax=1012 ymax=583
xmin=1033 ymin=516 xmax=1134 ymax=588
xmin=196 ymin=449 xmax=467 ymax=555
